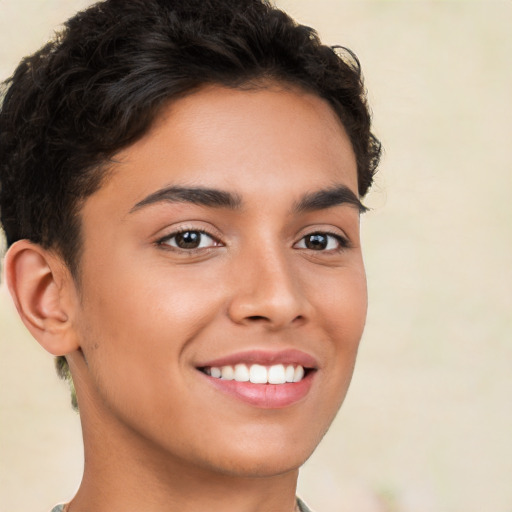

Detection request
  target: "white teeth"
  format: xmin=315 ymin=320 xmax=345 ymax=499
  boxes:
xmin=268 ymin=364 xmax=286 ymax=384
xmin=221 ymin=365 xmax=234 ymax=380
xmin=234 ymin=364 xmax=250 ymax=382
xmin=249 ymin=364 xmax=268 ymax=384
xmin=293 ymin=365 xmax=305 ymax=383
xmin=206 ymin=364 xmax=306 ymax=384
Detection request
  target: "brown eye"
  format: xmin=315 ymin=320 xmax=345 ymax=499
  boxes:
xmin=161 ymin=230 xmax=218 ymax=250
xmin=304 ymin=234 xmax=329 ymax=250
xmin=176 ymin=231 xmax=202 ymax=248
xmin=295 ymin=232 xmax=347 ymax=251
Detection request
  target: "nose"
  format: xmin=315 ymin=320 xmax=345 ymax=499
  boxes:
xmin=227 ymin=246 xmax=312 ymax=330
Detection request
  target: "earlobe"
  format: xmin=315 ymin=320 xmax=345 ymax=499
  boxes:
xmin=4 ymin=240 xmax=80 ymax=356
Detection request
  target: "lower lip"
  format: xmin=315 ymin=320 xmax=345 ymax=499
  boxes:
xmin=200 ymin=371 xmax=315 ymax=409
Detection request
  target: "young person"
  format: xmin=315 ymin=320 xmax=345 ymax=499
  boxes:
xmin=0 ymin=1 xmax=380 ymax=511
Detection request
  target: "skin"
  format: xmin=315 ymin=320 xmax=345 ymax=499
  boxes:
xmin=6 ymin=84 xmax=367 ymax=512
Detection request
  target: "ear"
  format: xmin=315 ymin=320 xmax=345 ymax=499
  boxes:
xmin=4 ymin=240 xmax=80 ymax=356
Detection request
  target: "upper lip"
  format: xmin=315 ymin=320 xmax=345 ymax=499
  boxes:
xmin=196 ymin=349 xmax=318 ymax=369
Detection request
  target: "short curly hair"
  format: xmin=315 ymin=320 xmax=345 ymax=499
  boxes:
xmin=0 ymin=0 xmax=380 ymax=402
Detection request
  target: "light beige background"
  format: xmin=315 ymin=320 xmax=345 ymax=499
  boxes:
xmin=1 ymin=1 xmax=511 ymax=511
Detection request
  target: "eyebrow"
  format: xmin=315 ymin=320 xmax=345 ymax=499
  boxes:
xmin=129 ymin=184 xmax=366 ymax=215
xmin=294 ymin=185 xmax=367 ymax=214
xmin=130 ymin=186 xmax=242 ymax=213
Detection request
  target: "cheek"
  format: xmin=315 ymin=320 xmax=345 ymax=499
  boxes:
xmin=310 ymin=266 xmax=367 ymax=395
xmin=312 ymin=266 xmax=368 ymax=343
xmin=81 ymin=252 xmax=221 ymax=336
xmin=74 ymin=261 xmax=229 ymax=436
xmin=76 ymin=255 xmax=227 ymax=389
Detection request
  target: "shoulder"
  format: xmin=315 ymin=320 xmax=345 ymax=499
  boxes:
xmin=50 ymin=502 xmax=311 ymax=512
xmin=297 ymin=496 xmax=315 ymax=512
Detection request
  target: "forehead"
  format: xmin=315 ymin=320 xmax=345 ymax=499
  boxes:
xmin=84 ymin=84 xmax=358 ymax=218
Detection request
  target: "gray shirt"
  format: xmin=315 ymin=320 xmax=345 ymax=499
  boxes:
xmin=51 ymin=497 xmax=314 ymax=511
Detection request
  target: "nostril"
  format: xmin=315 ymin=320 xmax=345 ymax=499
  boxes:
xmin=246 ymin=314 xmax=305 ymax=324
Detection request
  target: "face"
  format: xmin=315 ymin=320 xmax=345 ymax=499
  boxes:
xmin=69 ymin=84 xmax=367 ymax=478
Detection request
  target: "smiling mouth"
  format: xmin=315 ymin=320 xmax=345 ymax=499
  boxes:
xmin=196 ymin=351 xmax=318 ymax=408
xmin=198 ymin=363 xmax=312 ymax=384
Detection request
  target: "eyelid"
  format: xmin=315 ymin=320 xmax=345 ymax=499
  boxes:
xmin=155 ymin=224 xmax=224 ymax=250
xmin=293 ymin=229 xmax=351 ymax=251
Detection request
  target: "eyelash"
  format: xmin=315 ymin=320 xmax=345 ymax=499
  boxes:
xmin=157 ymin=228 xmax=221 ymax=251
xmin=295 ymin=231 xmax=350 ymax=252
xmin=156 ymin=228 xmax=350 ymax=253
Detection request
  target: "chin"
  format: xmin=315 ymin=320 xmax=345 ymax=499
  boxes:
xmin=207 ymin=450 xmax=309 ymax=479
xmin=189 ymin=427 xmax=323 ymax=479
